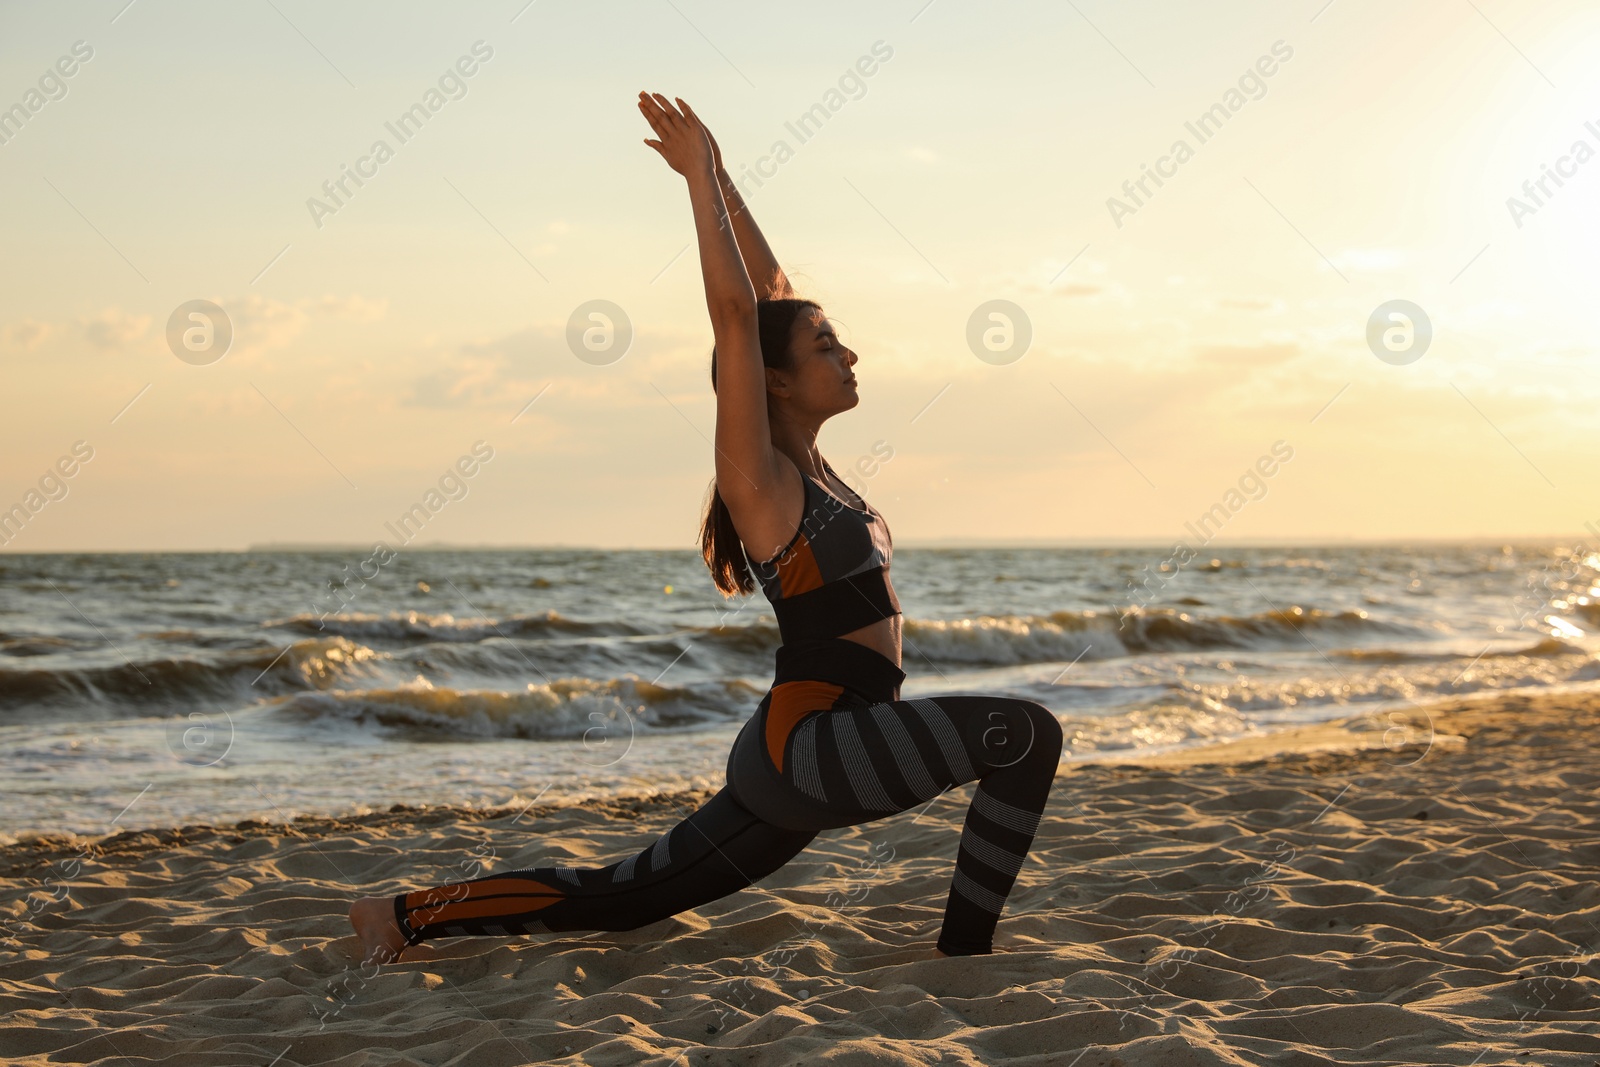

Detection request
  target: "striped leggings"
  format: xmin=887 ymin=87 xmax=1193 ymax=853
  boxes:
xmin=392 ymin=639 xmax=1063 ymax=956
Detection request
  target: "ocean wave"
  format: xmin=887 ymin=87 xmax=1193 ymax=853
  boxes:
xmin=0 ymin=635 xmax=88 ymax=657
xmin=273 ymin=675 xmax=762 ymax=740
xmin=0 ymin=637 xmax=382 ymax=720
xmin=263 ymin=610 xmax=643 ymax=644
xmin=1333 ymin=648 xmax=1455 ymax=664
xmin=902 ymin=605 xmax=1415 ymax=666
xmin=1118 ymin=605 xmax=1412 ymax=653
xmin=1497 ymin=638 xmax=1587 ymax=658
xmin=261 ymin=603 xmax=1416 ymax=671
xmin=1170 ymin=645 xmax=1594 ymax=717
xmin=905 ymin=614 xmax=1113 ymax=665
xmin=1331 ymin=638 xmax=1585 ymax=664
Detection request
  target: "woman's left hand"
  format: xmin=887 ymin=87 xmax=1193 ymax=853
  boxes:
xmin=638 ymin=92 xmax=715 ymax=180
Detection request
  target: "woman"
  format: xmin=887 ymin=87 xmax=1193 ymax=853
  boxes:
xmin=349 ymin=93 xmax=1063 ymax=964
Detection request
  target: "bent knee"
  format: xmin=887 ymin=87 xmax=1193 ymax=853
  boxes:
xmin=970 ymin=698 xmax=1062 ymax=770
xmin=1016 ymin=700 xmax=1064 ymax=760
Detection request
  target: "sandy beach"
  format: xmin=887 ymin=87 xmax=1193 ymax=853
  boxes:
xmin=2 ymin=687 xmax=1596 ymax=1066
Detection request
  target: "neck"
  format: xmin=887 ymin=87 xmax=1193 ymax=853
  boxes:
xmin=769 ymin=407 xmax=825 ymax=479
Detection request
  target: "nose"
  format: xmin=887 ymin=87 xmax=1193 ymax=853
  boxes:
xmin=845 ymin=347 xmax=858 ymax=366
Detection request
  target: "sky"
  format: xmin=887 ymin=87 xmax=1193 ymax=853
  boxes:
xmin=2 ymin=0 xmax=1597 ymax=552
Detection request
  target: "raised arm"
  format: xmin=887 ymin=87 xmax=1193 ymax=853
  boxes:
xmin=700 ymin=124 xmax=794 ymax=301
xmin=638 ymin=93 xmax=793 ymax=532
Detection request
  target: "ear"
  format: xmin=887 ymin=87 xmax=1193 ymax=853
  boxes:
xmin=764 ymin=364 xmax=791 ymax=397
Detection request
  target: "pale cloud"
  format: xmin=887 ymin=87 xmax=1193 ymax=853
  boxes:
xmin=230 ymin=294 xmax=309 ymax=351
xmin=2 ymin=319 xmax=52 ymax=350
xmin=229 ymin=293 xmax=390 ymax=352
xmin=1033 ymin=254 xmax=1109 ymax=285
xmin=459 ymin=322 xmax=565 ymax=365
xmin=1331 ymin=248 xmax=1406 ymax=273
xmin=82 ymin=308 xmax=152 ymax=350
xmin=1193 ymin=342 xmax=1302 ymax=367
xmin=1033 ymin=277 xmax=1134 ymax=306
xmin=1051 ymin=282 xmax=1103 ymax=298
xmin=1215 ymin=296 xmax=1282 ymax=313
xmin=403 ymin=318 xmax=715 ymax=409
xmin=407 ymin=323 xmax=562 ymax=409
xmin=409 ymin=357 xmax=513 ymax=409
xmin=314 ymin=294 xmax=389 ymax=320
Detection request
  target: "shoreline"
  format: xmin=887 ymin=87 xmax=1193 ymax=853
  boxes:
xmin=3 ymin=683 xmax=1588 ymax=863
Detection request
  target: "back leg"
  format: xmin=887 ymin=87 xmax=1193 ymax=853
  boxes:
xmin=389 ymin=786 xmax=818 ymax=945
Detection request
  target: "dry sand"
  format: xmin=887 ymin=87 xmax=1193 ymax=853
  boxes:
xmin=2 ymin=689 xmax=1597 ymax=1066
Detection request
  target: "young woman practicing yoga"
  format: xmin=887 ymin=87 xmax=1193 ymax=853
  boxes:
xmin=348 ymin=92 xmax=1063 ymax=964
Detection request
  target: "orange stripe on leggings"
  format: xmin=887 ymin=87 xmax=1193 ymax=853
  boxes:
xmin=404 ymin=876 xmax=564 ymax=926
xmin=766 ymin=680 xmax=842 ymax=773
xmin=411 ymin=895 xmax=563 ymax=926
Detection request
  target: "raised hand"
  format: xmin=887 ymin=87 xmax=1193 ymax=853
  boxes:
xmin=638 ymin=91 xmax=715 ymax=180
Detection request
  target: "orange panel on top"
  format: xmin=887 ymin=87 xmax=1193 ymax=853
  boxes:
xmin=776 ymin=535 xmax=823 ymax=597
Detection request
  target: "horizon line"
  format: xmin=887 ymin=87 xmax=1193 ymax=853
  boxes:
xmin=0 ymin=533 xmax=1591 ymax=556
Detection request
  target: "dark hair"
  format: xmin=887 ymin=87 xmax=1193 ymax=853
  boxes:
xmin=700 ymin=297 xmax=822 ymax=596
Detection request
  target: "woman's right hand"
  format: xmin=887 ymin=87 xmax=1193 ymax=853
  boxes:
xmin=638 ymin=92 xmax=715 ymax=180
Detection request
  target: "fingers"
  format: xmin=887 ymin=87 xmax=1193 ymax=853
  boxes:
xmin=640 ymin=91 xmax=694 ymax=128
xmin=638 ymin=91 xmax=692 ymax=142
xmin=650 ymin=92 xmax=686 ymax=125
xmin=637 ymin=93 xmax=669 ymax=135
xmin=677 ymin=99 xmax=715 ymax=145
xmin=638 ymin=108 xmax=667 ymax=143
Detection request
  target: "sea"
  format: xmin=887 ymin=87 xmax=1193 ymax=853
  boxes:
xmin=2 ymin=543 xmax=1597 ymax=844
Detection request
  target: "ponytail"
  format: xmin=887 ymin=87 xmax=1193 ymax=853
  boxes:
xmin=700 ymin=481 xmax=753 ymax=595
xmin=699 ymin=297 xmax=821 ymax=596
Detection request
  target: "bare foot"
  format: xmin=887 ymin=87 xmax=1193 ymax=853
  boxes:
xmin=349 ymin=896 xmax=409 ymax=965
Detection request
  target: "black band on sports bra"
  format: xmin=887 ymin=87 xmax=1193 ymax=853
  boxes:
xmin=768 ymin=565 xmax=901 ymax=645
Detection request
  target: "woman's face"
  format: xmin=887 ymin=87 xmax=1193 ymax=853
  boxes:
xmin=774 ymin=306 xmax=858 ymax=418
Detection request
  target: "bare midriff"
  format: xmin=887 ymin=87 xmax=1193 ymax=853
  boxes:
xmin=838 ymin=614 xmax=903 ymax=676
